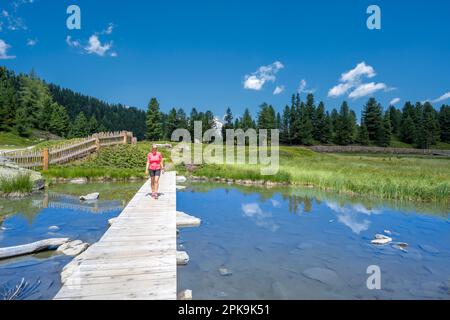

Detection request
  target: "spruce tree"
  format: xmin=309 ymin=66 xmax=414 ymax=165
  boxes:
xmin=362 ymin=98 xmax=383 ymax=142
xmin=49 ymin=104 xmax=70 ymax=137
xmin=280 ymin=105 xmax=291 ymax=144
xmin=357 ymin=124 xmax=370 ymax=146
xmin=376 ymin=112 xmax=392 ymax=147
xmin=145 ymin=97 xmax=163 ymax=141
xmin=439 ymin=105 xmax=450 ymax=143
xmin=70 ymin=112 xmax=89 ymax=138
xmin=334 ymin=101 xmax=355 ymax=145
xmin=400 ymin=115 xmax=417 ymax=144
xmin=15 ymin=107 xmax=31 ymax=137
xmin=222 ymin=107 xmax=234 ymax=138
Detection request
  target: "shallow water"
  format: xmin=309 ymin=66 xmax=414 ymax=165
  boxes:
xmin=0 ymin=181 xmax=448 ymax=300
xmin=177 ymin=183 xmax=450 ymax=300
xmin=0 ymin=182 xmax=141 ymax=300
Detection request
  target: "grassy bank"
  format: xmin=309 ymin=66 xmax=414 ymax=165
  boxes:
xmin=189 ymin=146 xmax=450 ymax=203
xmin=39 ymin=142 xmax=450 ymax=203
xmin=0 ymin=174 xmax=34 ymax=194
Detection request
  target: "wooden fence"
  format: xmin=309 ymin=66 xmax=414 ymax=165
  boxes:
xmin=307 ymin=145 xmax=450 ymax=156
xmin=1 ymin=131 xmax=136 ymax=170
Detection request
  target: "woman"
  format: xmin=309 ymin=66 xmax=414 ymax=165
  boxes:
xmin=145 ymin=144 xmax=164 ymax=199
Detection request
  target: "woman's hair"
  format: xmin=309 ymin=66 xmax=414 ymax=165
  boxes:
xmin=152 ymin=144 xmax=158 ymax=149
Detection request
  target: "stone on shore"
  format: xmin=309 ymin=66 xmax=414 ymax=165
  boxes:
xmin=57 ymin=240 xmax=89 ymax=256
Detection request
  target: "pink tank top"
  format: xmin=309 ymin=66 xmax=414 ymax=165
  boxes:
xmin=148 ymin=152 xmax=162 ymax=170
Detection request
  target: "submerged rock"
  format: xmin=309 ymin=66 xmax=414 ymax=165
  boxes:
xmin=79 ymin=193 xmax=100 ymax=201
xmin=48 ymin=226 xmax=60 ymax=231
xmin=302 ymin=267 xmax=339 ymax=286
xmin=219 ymin=267 xmax=232 ymax=276
xmin=391 ymin=242 xmax=408 ymax=252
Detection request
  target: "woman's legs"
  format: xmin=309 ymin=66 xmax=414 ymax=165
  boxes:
xmin=154 ymin=175 xmax=161 ymax=196
xmin=151 ymin=176 xmax=156 ymax=195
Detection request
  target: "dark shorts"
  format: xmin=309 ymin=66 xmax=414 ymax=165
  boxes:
xmin=150 ymin=169 xmax=161 ymax=177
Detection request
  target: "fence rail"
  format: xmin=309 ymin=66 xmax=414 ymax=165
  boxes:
xmin=1 ymin=131 xmax=135 ymax=170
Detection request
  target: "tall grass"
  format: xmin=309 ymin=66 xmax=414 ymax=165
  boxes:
xmin=0 ymin=174 xmax=34 ymax=193
xmin=192 ymin=146 xmax=450 ymax=203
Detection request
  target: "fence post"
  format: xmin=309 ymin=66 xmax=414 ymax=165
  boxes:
xmin=42 ymin=148 xmax=49 ymax=170
xmin=123 ymin=132 xmax=128 ymax=144
xmin=95 ymin=135 xmax=101 ymax=151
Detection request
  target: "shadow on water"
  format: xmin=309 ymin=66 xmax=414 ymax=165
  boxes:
xmin=177 ymin=182 xmax=450 ymax=300
xmin=0 ymin=181 xmax=142 ymax=300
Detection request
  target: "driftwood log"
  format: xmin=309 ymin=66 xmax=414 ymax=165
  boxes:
xmin=0 ymin=238 xmax=70 ymax=260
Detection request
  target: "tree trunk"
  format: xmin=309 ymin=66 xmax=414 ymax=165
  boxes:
xmin=0 ymin=238 xmax=70 ymax=260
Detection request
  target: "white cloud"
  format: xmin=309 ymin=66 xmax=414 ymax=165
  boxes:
xmin=66 ymin=23 xmax=117 ymax=58
xmin=26 ymin=38 xmax=37 ymax=46
xmin=273 ymin=85 xmax=285 ymax=95
xmin=85 ymin=35 xmax=112 ymax=56
xmin=348 ymin=82 xmax=387 ymax=100
xmin=390 ymin=98 xmax=401 ymax=105
xmin=243 ymin=61 xmax=284 ymax=91
xmin=328 ymin=62 xmax=391 ymax=100
xmin=298 ymin=79 xmax=307 ymax=93
xmin=66 ymin=35 xmax=80 ymax=48
xmin=0 ymin=39 xmax=16 ymax=59
xmin=297 ymin=79 xmax=315 ymax=94
xmin=102 ymin=23 xmax=114 ymax=35
xmin=431 ymin=92 xmax=450 ymax=104
xmin=340 ymin=62 xmax=376 ymax=83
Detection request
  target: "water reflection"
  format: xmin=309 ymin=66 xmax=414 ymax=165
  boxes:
xmin=178 ymin=182 xmax=450 ymax=300
xmin=0 ymin=182 xmax=141 ymax=300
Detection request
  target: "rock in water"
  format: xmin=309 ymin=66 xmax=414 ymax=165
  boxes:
xmin=302 ymin=267 xmax=339 ymax=286
xmin=48 ymin=226 xmax=60 ymax=231
xmin=219 ymin=267 xmax=232 ymax=276
xmin=392 ymin=242 xmax=408 ymax=252
xmin=371 ymin=234 xmax=392 ymax=245
xmin=79 ymin=193 xmax=100 ymax=201
xmin=57 ymin=240 xmax=89 ymax=256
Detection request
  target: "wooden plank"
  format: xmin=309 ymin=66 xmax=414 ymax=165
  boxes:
xmin=54 ymin=172 xmax=177 ymax=300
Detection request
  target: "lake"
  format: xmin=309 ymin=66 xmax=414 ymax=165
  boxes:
xmin=0 ymin=181 xmax=449 ymax=299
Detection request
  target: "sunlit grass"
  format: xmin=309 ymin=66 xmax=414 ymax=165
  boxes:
xmin=0 ymin=173 xmax=34 ymax=193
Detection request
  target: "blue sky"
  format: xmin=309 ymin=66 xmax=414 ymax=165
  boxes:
xmin=0 ymin=0 xmax=449 ymax=118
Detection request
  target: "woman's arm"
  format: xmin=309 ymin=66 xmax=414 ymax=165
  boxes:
xmin=145 ymin=159 xmax=149 ymax=178
xmin=160 ymin=157 xmax=165 ymax=171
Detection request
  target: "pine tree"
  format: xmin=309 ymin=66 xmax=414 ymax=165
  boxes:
xmin=69 ymin=112 xmax=89 ymax=138
xmin=362 ymin=98 xmax=383 ymax=142
xmin=416 ymin=102 xmax=440 ymax=149
xmin=297 ymin=102 xmax=314 ymax=145
xmin=334 ymin=101 xmax=355 ymax=145
xmin=88 ymin=115 xmax=98 ymax=134
xmin=222 ymin=107 xmax=234 ymax=138
xmin=145 ymin=97 xmax=163 ymax=141
xmin=376 ymin=112 xmax=392 ymax=147
xmin=314 ymin=102 xmax=327 ymax=142
xmin=280 ymin=105 xmax=291 ymax=144
xmin=240 ymin=108 xmax=255 ymax=131
xmin=15 ymin=107 xmax=31 ymax=136
xmin=357 ymin=124 xmax=370 ymax=145
xmin=388 ymin=105 xmax=402 ymax=136
xmin=49 ymin=104 xmax=70 ymax=137
xmin=176 ymin=108 xmax=188 ymax=129
xmin=165 ymin=108 xmax=178 ymax=139
xmin=400 ymin=115 xmax=417 ymax=144
xmin=439 ymin=105 xmax=450 ymax=143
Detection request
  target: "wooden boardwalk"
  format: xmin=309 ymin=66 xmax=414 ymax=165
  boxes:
xmin=54 ymin=171 xmax=177 ymax=300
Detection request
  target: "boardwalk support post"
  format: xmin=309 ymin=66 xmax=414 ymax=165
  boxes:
xmin=42 ymin=148 xmax=49 ymax=170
